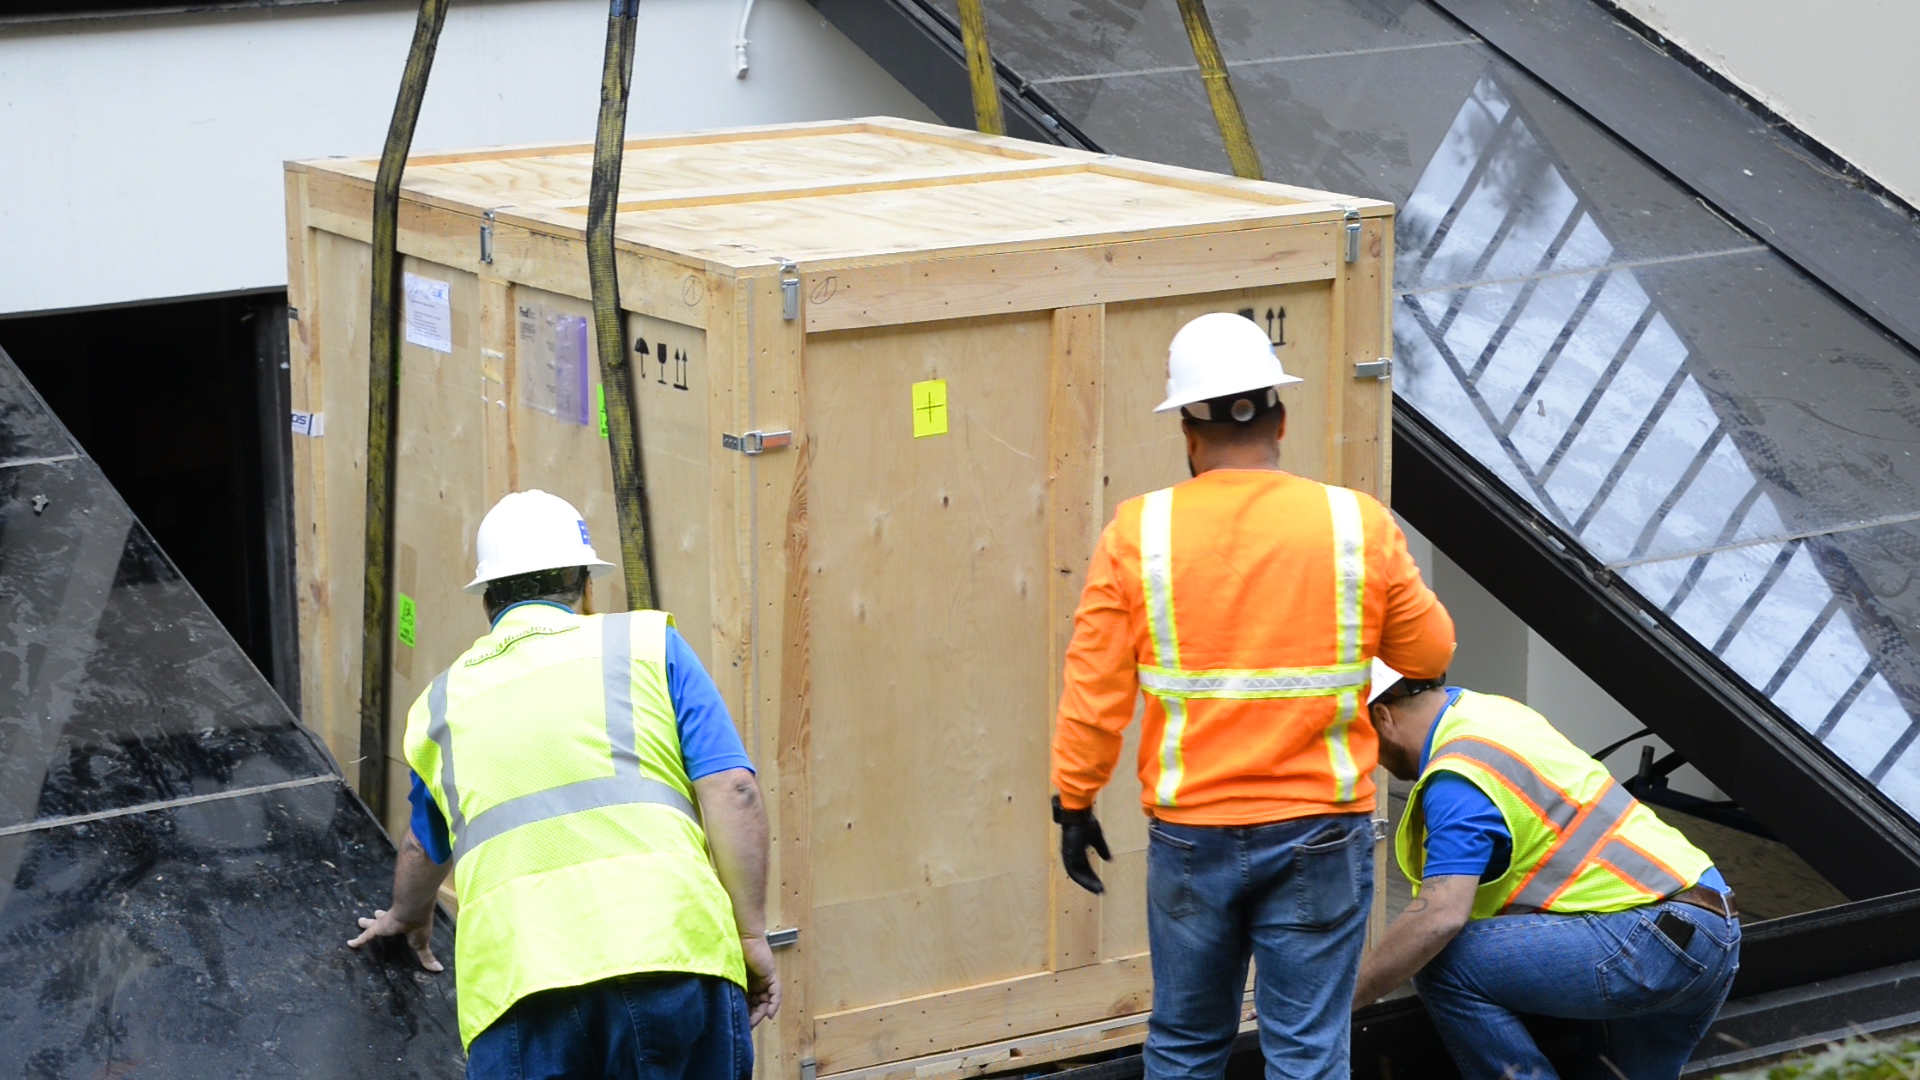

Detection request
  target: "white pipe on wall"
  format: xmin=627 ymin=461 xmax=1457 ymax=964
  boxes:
xmin=735 ymin=0 xmax=756 ymax=78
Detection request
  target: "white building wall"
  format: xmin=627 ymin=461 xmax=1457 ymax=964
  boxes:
xmin=1400 ymin=516 xmax=1725 ymax=800
xmin=0 ymin=0 xmax=936 ymax=316
xmin=1610 ymin=0 xmax=1920 ymax=208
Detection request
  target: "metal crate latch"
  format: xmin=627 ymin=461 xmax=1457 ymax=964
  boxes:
xmin=800 ymin=1059 xmax=817 ymax=1080
xmin=780 ymin=262 xmax=800 ymax=321
xmin=1343 ymin=208 xmax=1362 ymax=263
xmin=722 ymin=430 xmax=793 ymax=455
xmin=480 ymin=209 xmax=496 ymax=265
xmin=767 ymin=927 xmax=800 ymax=949
xmin=1354 ymin=358 xmax=1393 ymax=380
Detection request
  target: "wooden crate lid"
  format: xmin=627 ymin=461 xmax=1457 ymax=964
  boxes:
xmin=295 ymin=117 xmax=1388 ymax=270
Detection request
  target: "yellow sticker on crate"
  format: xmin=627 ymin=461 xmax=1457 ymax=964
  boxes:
xmin=912 ymin=379 xmax=948 ymax=438
xmin=397 ymin=593 xmax=417 ymax=649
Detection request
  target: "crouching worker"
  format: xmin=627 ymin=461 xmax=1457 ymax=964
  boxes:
xmin=1353 ymin=661 xmax=1739 ymax=1080
xmin=350 ymin=490 xmax=779 ymax=1080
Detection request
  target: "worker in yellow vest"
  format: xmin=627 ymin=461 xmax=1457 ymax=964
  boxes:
xmin=1354 ymin=660 xmax=1740 ymax=1080
xmin=349 ymin=490 xmax=779 ymax=1079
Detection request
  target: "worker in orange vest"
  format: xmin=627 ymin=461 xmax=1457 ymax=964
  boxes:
xmin=1051 ymin=312 xmax=1456 ymax=1080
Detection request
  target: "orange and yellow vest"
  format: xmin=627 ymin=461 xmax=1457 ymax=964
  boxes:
xmin=1396 ymin=690 xmax=1713 ymax=918
xmin=1053 ymin=469 xmax=1455 ymax=826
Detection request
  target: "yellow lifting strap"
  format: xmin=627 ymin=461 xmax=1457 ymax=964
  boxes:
xmin=1174 ymin=0 xmax=1265 ymax=180
xmin=957 ymin=0 xmax=1006 ymax=136
xmin=359 ymin=0 xmax=453 ymax=819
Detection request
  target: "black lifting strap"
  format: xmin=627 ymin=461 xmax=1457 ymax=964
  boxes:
xmin=359 ymin=0 xmax=452 ymax=821
xmin=589 ymin=0 xmax=659 ymax=612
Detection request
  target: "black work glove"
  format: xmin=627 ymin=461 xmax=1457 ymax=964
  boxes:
xmin=1053 ymin=795 xmax=1111 ymax=895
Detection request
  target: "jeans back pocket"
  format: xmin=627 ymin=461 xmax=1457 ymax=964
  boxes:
xmin=1290 ymin=818 xmax=1368 ymax=930
xmin=1597 ymin=911 xmax=1708 ymax=1011
xmin=1147 ymin=822 xmax=1196 ymax=920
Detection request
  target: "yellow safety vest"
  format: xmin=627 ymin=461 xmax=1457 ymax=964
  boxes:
xmin=1395 ymin=690 xmax=1713 ymax=919
xmin=403 ymin=605 xmax=745 ymax=1047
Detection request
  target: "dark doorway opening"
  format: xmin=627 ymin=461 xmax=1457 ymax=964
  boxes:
xmin=0 ymin=291 xmax=299 ymax=710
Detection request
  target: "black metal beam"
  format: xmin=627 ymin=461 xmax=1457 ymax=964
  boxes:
xmin=1393 ymin=401 xmax=1920 ymax=899
xmin=250 ymin=299 xmax=301 ymax=715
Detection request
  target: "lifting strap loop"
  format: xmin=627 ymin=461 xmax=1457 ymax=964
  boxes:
xmin=359 ymin=0 xmax=453 ymax=820
xmin=589 ymin=0 xmax=658 ymax=610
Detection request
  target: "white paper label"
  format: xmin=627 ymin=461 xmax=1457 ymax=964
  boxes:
xmin=404 ymin=273 xmax=453 ymax=353
xmin=290 ymin=410 xmax=325 ymax=437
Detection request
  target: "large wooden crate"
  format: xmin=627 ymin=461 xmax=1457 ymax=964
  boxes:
xmin=284 ymin=117 xmax=1394 ymax=1080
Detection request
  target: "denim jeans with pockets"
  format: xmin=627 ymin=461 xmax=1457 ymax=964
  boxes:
xmin=1414 ymin=901 xmax=1741 ymax=1080
xmin=1144 ymin=813 xmax=1373 ymax=1080
xmin=466 ymin=971 xmax=751 ymax=1080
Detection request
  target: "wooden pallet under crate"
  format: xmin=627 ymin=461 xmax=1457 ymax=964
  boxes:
xmin=283 ymin=116 xmax=1396 ymax=1080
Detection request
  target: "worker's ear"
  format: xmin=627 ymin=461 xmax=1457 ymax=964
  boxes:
xmin=1368 ymin=700 xmax=1394 ymax=735
xmin=582 ymin=575 xmax=595 ymax=616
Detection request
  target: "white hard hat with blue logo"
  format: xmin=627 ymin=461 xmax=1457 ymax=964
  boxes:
xmin=464 ymin=489 xmax=617 ymax=594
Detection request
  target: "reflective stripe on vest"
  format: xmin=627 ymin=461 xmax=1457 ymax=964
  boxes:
xmin=428 ymin=613 xmax=698 ymax=863
xmin=1431 ymin=738 xmax=1687 ymax=914
xmin=1136 ymin=484 xmax=1371 ymax=806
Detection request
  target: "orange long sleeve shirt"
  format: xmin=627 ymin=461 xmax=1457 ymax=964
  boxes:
xmin=1052 ymin=469 xmax=1454 ymax=826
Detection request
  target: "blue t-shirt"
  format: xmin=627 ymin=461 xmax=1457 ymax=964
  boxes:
xmin=1416 ymin=689 xmax=1726 ymax=894
xmin=408 ymin=604 xmax=753 ymax=864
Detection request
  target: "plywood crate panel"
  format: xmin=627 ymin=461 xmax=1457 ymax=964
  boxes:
xmin=284 ymin=117 xmax=1394 ymax=1080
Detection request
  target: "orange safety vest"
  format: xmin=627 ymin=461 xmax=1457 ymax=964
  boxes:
xmin=1054 ymin=469 xmax=1454 ymax=826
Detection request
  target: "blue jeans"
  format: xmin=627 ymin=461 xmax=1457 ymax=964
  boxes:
xmin=466 ymin=972 xmax=751 ymax=1080
xmin=1145 ymin=813 xmax=1373 ymax=1080
xmin=1415 ymin=902 xmax=1741 ymax=1080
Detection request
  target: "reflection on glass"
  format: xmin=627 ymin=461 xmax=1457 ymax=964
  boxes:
xmin=987 ymin=0 xmax=1920 ymax=824
xmin=1394 ymin=74 xmax=1920 ymax=811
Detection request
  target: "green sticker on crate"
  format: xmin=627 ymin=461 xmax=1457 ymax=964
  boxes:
xmin=597 ymin=384 xmax=608 ymax=438
xmin=397 ymin=593 xmax=417 ymax=649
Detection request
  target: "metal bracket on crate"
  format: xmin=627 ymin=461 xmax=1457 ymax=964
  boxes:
xmin=722 ymin=429 xmax=793 ymax=456
xmin=781 ymin=261 xmax=800 ymax=321
xmin=1355 ymin=358 xmax=1393 ymax=380
xmin=480 ymin=209 xmax=496 ymax=265
xmin=767 ymin=927 xmax=800 ymax=949
xmin=1344 ymin=207 xmax=1362 ymax=263
xmin=800 ymin=1059 xmax=817 ymax=1080
xmin=1372 ymin=817 xmax=1389 ymax=842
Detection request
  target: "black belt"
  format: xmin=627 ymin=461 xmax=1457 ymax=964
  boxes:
xmin=1656 ymin=885 xmax=1736 ymax=951
xmin=1670 ymin=883 xmax=1738 ymax=920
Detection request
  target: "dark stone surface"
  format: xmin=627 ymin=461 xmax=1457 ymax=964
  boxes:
xmin=0 ymin=430 xmax=333 ymax=832
xmin=0 ymin=782 xmax=461 ymax=1079
xmin=0 ymin=345 xmax=463 ymax=1076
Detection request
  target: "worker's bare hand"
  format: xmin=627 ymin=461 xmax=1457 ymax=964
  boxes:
xmin=741 ymin=934 xmax=782 ymax=1028
xmin=349 ymin=907 xmax=444 ymax=973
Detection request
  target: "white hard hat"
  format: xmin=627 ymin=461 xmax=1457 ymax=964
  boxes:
xmin=463 ymin=489 xmax=617 ymax=594
xmin=1367 ymin=657 xmax=1405 ymax=706
xmin=1155 ymin=312 xmax=1302 ymax=415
